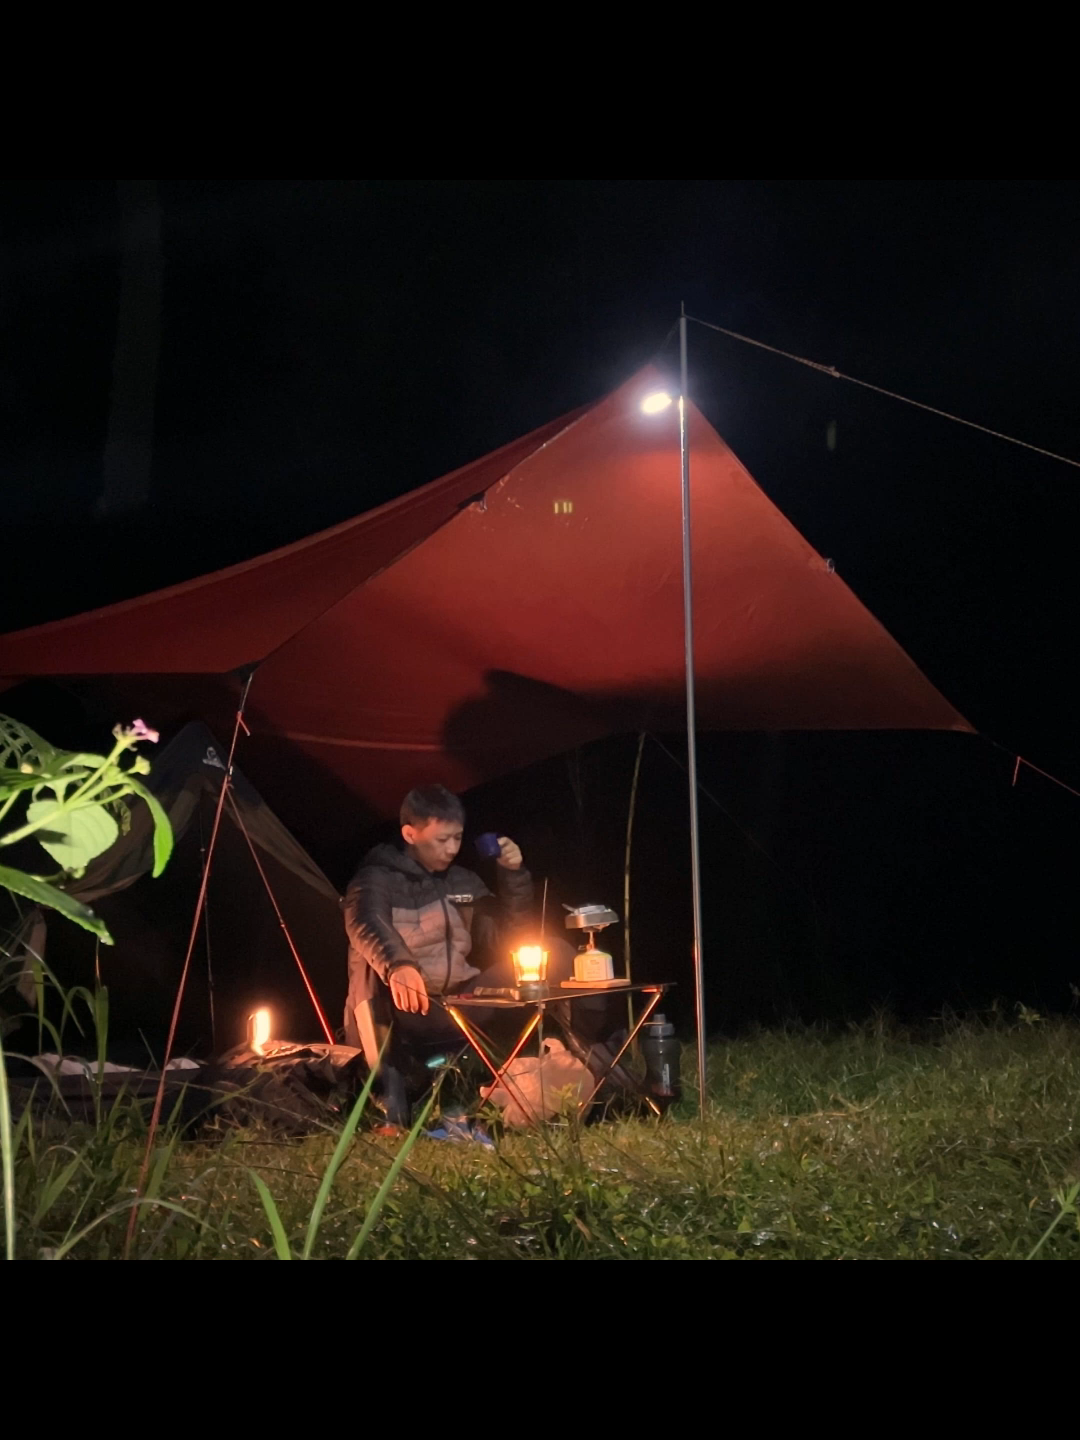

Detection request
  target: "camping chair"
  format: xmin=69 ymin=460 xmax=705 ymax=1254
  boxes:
xmin=348 ymin=987 xmax=479 ymax=1128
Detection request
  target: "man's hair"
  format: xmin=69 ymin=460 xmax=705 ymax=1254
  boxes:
xmin=400 ymin=784 xmax=465 ymax=829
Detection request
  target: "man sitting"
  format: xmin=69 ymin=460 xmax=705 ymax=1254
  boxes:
xmin=342 ymin=783 xmax=606 ymax=1133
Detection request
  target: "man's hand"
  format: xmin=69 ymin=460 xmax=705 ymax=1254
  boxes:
xmin=496 ymin=836 xmax=523 ymax=870
xmin=389 ymin=964 xmax=430 ymax=1015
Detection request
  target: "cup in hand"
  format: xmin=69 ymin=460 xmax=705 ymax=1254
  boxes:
xmin=475 ymin=832 xmax=502 ymax=859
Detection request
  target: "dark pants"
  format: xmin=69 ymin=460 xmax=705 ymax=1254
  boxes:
xmin=375 ymin=938 xmax=616 ymax=1127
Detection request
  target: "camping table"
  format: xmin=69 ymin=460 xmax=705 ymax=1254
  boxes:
xmin=440 ymin=982 xmax=673 ymax=1120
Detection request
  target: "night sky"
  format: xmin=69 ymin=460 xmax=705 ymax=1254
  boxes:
xmin=3 ymin=180 xmax=1080 ymax=1042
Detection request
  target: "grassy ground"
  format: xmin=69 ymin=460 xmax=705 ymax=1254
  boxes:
xmin=5 ymin=1011 xmax=1080 ymax=1259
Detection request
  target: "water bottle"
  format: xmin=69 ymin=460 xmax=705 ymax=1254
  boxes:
xmin=640 ymin=1014 xmax=681 ymax=1112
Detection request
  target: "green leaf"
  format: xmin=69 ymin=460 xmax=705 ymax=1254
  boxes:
xmin=25 ymin=801 xmax=118 ymax=872
xmin=29 ymin=777 xmax=83 ymax=807
xmin=0 ymin=715 xmax=57 ymax=769
xmin=0 ymin=772 xmax=46 ymax=795
xmin=123 ymin=777 xmax=173 ymax=877
xmin=51 ymin=752 xmax=113 ymax=772
xmin=0 ymin=866 xmax=113 ymax=943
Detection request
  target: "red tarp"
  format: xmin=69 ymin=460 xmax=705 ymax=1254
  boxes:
xmin=0 ymin=367 xmax=970 ymax=847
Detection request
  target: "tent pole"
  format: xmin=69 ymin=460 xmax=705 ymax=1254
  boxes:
xmin=125 ymin=668 xmax=255 ymax=1257
xmin=198 ymin=806 xmax=217 ymax=1052
xmin=679 ymin=306 xmax=708 ymax=1116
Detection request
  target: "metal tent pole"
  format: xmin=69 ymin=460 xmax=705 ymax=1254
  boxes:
xmin=678 ymin=307 xmax=708 ymax=1114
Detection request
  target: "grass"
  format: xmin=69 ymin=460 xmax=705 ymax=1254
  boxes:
xmin=3 ymin=998 xmax=1080 ymax=1259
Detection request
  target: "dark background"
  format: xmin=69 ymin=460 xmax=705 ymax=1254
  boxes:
xmin=3 ymin=180 xmax=1079 ymax=1046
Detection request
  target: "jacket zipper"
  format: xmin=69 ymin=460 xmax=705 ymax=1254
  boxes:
xmin=439 ymin=891 xmax=453 ymax=994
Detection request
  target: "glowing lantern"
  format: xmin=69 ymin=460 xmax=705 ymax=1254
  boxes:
xmin=512 ymin=946 xmax=549 ymax=998
xmin=247 ymin=1007 xmax=271 ymax=1055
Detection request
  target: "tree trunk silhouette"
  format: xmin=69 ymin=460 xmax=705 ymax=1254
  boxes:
xmin=97 ymin=179 xmax=161 ymax=516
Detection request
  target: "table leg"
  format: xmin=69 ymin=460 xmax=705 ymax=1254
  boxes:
xmin=446 ymin=1006 xmax=545 ymax=1124
xmin=578 ymin=988 xmax=665 ymax=1116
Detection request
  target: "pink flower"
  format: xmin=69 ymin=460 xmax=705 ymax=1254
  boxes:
xmin=129 ymin=719 xmax=160 ymax=744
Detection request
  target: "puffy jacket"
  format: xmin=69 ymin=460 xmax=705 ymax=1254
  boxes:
xmin=343 ymin=843 xmax=534 ymax=1009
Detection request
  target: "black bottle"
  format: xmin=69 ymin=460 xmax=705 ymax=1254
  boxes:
xmin=640 ymin=1014 xmax=681 ymax=1112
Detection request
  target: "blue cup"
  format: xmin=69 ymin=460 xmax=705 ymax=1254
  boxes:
xmin=475 ymin=832 xmax=502 ymax=859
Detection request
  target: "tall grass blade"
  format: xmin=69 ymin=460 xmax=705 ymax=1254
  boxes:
xmin=300 ymin=1049 xmax=384 ymax=1260
xmin=94 ymin=985 xmax=108 ymax=1082
xmin=145 ymin=1139 xmax=177 ymax=1204
xmin=32 ymin=1152 xmax=85 ymax=1225
xmin=0 ymin=1023 xmax=15 ymax=1259
xmin=1026 ymin=1183 xmax=1080 ymax=1260
xmin=346 ymin=1090 xmax=437 ymax=1260
xmin=30 ymin=953 xmax=68 ymax=1057
xmin=249 ymin=1171 xmax=293 ymax=1260
xmin=44 ymin=1198 xmax=201 ymax=1261
xmin=12 ymin=1104 xmax=31 ymax=1160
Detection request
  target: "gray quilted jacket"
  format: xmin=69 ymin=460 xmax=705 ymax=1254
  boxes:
xmin=343 ymin=843 xmax=534 ymax=1014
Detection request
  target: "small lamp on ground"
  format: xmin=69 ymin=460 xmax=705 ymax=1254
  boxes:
xmin=247 ymin=1007 xmax=271 ymax=1055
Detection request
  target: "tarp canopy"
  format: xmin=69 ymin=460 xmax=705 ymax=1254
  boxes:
xmin=0 ymin=366 xmax=970 ymax=859
xmin=5 ymin=722 xmax=345 ymax=1051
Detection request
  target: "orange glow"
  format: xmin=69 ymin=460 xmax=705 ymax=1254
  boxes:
xmin=248 ymin=1007 xmax=271 ymax=1055
xmin=512 ymin=946 xmax=548 ymax=985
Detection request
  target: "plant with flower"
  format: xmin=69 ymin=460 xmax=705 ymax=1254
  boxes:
xmin=0 ymin=715 xmax=173 ymax=943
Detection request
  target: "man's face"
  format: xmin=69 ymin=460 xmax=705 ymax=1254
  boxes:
xmin=403 ymin=818 xmax=463 ymax=873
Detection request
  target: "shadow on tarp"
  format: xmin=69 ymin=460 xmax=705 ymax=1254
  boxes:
xmin=441 ymin=668 xmax=650 ymax=779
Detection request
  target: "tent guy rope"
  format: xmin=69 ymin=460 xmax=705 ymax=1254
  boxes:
xmin=687 ymin=314 xmax=1080 ymax=473
xmin=226 ymin=791 xmax=336 ymax=1045
xmin=982 ymin=736 xmax=1080 ymax=802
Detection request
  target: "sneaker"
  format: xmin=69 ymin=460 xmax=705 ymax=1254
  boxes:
xmin=424 ymin=1116 xmax=494 ymax=1148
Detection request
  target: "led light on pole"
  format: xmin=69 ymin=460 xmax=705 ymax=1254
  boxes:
xmin=641 ymin=389 xmax=673 ymax=414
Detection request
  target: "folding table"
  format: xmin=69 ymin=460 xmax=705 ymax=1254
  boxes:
xmin=441 ymin=981 xmax=674 ymax=1120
